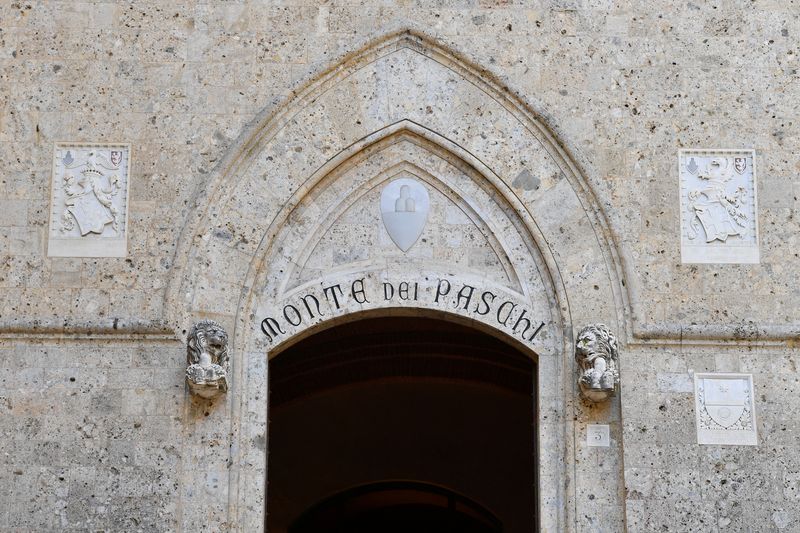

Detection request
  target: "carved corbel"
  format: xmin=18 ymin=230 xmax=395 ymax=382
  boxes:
xmin=186 ymin=320 xmax=229 ymax=399
xmin=575 ymin=324 xmax=619 ymax=402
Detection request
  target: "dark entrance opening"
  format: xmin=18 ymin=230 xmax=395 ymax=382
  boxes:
xmin=288 ymin=481 xmax=501 ymax=533
xmin=266 ymin=316 xmax=537 ymax=533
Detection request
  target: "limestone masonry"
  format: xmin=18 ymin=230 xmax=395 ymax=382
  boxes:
xmin=1 ymin=1 xmax=799 ymax=531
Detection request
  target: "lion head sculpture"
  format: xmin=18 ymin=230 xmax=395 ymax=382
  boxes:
xmin=186 ymin=320 xmax=229 ymax=399
xmin=575 ymin=324 xmax=619 ymax=402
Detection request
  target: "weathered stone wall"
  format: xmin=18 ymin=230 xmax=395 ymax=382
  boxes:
xmin=0 ymin=339 xmax=188 ymax=530
xmin=2 ymin=1 xmax=799 ymax=531
xmin=621 ymin=344 xmax=800 ymax=532
xmin=3 ymin=1 xmax=798 ymax=332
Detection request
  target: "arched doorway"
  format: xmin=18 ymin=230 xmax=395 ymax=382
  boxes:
xmin=266 ymin=316 xmax=537 ymax=532
xmin=169 ymin=30 xmax=629 ymax=531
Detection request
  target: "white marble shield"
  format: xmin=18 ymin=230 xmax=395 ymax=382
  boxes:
xmin=380 ymin=178 xmax=430 ymax=252
xmin=702 ymin=377 xmax=748 ymax=428
xmin=68 ymin=189 xmax=114 ymax=235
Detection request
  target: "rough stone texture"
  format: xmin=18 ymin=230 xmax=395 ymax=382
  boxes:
xmin=1 ymin=1 xmax=799 ymax=532
xmin=621 ymin=346 xmax=800 ymax=533
xmin=1 ymin=1 xmax=796 ymax=333
xmin=0 ymin=339 xmax=190 ymax=531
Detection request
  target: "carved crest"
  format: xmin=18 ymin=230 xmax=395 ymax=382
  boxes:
xmin=697 ymin=377 xmax=752 ymax=430
xmin=110 ymin=150 xmax=122 ymax=167
xmin=734 ymin=157 xmax=747 ymax=174
xmin=679 ymin=150 xmax=759 ymax=264
xmin=58 ymin=150 xmax=123 ymax=236
xmin=380 ymin=177 xmax=430 ymax=252
xmin=687 ymin=157 xmax=748 ymax=243
xmin=686 ymin=157 xmax=699 ymax=175
xmin=694 ymin=373 xmax=758 ymax=445
xmin=61 ymin=170 xmax=121 ymax=235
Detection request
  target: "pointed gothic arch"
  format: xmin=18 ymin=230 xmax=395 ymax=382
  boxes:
xmin=168 ymin=30 xmax=629 ymax=532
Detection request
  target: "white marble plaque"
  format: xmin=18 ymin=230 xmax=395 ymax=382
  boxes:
xmin=694 ymin=372 xmax=757 ymax=445
xmin=380 ymin=177 xmax=430 ymax=252
xmin=587 ymin=424 xmax=610 ymax=447
xmin=48 ymin=143 xmax=131 ymax=257
xmin=679 ymin=149 xmax=759 ymax=264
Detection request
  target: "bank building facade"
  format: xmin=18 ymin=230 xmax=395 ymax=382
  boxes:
xmin=1 ymin=2 xmax=798 ymax=532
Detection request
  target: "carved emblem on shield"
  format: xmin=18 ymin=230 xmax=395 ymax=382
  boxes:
xmin=686 ymin=157 xmax=748 ymax=243
xmin=61 ymin=168 xmax=122 ymax=236
xmin=734 ymin=157 xmax=747 ymax=174
xmin=380 ymin=177 xmax=430 ymax=252
xmin=700 ymin=377 xmax=749 ymax=428
xmin=686 ymin=157 xmax=699 ymax=175
xmin=48 ymin=143 xmax=131 ymax=257
xmin=694 ymin=372 xmax=757 ymax=445
xmin=679 ymin=149 xmax=759 ymax=264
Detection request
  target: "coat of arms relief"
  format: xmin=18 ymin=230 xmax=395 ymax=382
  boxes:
xmin=48 ymin=144 xmax=131 ymax=257
xmin=694 ymin=373 xmax=757 ymax=446
xmin=679 ymin=150 xmax=759 ymax=264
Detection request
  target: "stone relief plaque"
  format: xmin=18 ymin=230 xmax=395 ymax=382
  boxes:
xmin=380 ymin=177 xmax=430 ymax=252
xmin=694 ymin=372 xmax=757 ymax=445
xmin=47 ymin=143 xmax=131 ymax=257
xmin=679 ymin=149 xmax=759 ymax=264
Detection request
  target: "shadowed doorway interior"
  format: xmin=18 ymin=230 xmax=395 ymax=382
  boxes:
xmin=266 ymin=316 xmax=537 ymax=533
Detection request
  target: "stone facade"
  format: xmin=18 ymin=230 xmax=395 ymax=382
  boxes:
xmin=1 ymin=1 xmax=799 ymax=532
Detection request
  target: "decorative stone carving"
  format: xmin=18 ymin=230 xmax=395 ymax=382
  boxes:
xmin=679 ymin=149 xmax=759 ymax=264
xmin=694 ymin=372 xmax=757 ymax=445
xmin=48 ymin=143 xmax=131 ymax=257
xmin=186 ymin=320 xmax=229 ymax=399
xmin=575 ymin=324 xmax=619 ymax=402
xmin=380 ymin=177 xmax=430 ymax=252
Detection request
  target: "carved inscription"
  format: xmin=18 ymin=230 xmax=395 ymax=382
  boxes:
xmin=261 ymin=276 xmax=545 ymax=346
xmin=587 ymin=424 xmax=610 ymax=447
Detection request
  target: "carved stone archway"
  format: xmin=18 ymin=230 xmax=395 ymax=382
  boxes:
xmin=168 ymin=30 xmax=629 ymax=532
